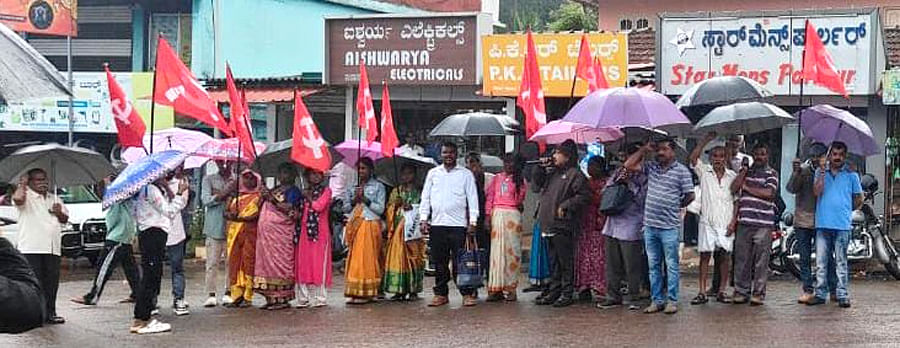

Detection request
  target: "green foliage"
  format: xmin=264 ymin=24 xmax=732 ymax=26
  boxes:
xmin=547 ymin=1 xmax=598 ymax=32
xmin=498 ymin=0 xmax=564 ymax=32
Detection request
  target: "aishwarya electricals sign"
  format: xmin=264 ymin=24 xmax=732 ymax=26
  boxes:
xmin=325 ymin=13 xmax=491 ymax=86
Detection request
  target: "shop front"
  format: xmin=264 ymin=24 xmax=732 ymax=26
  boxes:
xmin=658 ymin=9 xmax=887 ymax=215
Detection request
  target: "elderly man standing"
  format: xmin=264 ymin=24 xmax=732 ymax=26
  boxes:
xmin=13 ymin=168 xmax=69 ymax=325
xmin=202 ymin=160 xmax=234 ymax=307
xmin=420 ymin=142 xmax=480 ymax=307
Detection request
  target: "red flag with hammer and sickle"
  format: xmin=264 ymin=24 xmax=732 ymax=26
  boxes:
xmin=291 ymin=90 xmax=331 ymax=172
xmin=105 ymin=66 xmax=146 ymax=148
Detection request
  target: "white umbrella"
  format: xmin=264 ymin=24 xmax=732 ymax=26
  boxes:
xmin=0 ymin=143 xmax=114 ymax=187
xmin=0 ymin=23 xmax=71 ymax=102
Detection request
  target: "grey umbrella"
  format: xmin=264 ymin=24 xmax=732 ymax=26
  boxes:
xmin=254 ymin=139 xmax=342 ymax=177
xmin=374 ymin=153 xmax=436 ymax=188
xmin=428 ymin=112 xmax=520 ymax=137
xmin=675 ymin=76 xmax=773 ymax=110
xmin=0 ymin=23 xmax=71 ymax=103
xmin=692 ymin=102 xmax=794 ymax=136
xmin=0 ymin=143 xmax=114 ymax=187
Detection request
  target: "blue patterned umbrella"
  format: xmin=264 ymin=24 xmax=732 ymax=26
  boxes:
xmin=102 ymin=150 xmax=186 ymax=209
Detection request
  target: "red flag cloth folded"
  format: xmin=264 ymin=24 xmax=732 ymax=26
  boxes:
xmin=291 ymin=90 xmax=332 ymax=172
xmin=380 ymin=83 xmax=399 ymax=158
xmin=802 ymin=20 xmax=849 ymax=97
xmin=225 ymin=64 xmax=256 ymax=161
xmin=516 ymin=30 xmax=547 ymax=151
xmin=105 ymin=66 xmax=146 ymax=148
xmin=356 ymin=63 xmax=379 ymax=144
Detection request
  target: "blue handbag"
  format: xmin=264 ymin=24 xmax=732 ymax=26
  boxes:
xmin=456 ymin=235 xmax=484 ymax=289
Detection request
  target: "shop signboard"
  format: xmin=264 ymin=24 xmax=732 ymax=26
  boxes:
xmin=0 ymin=0 xmax=77 ymax=36
xmin=481 ymin=32 xmax=629 ymax=97
xmin=0 ymin=72 xmax=174 ymax=133
xmin=659 ymin=11 xmax=876 ymax=96
xmin=324 ymin=13 xmax=489 ymax=86
xmin=884 ymin=70 xmax=900 ymax=105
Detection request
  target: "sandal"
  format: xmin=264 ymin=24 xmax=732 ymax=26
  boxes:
xmin=690 ymin=293 xmax=708 ymax=305
xmin=716 ymin=292 xmax=733 ymax=304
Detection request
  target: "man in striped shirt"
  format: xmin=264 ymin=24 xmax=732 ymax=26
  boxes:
xmin=624 ymin=138 xmax=694 ymax=315
xmin=729 ymin=142 xmax=779 ymax=306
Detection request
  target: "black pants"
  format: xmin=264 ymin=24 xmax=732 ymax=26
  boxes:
xmin=429 ymin=226 xmax=476 ymax=297
xmin=709 ymin=249 xmax=735 ymax=293
xmin=23 ymin=254 xmax=60 ymax=318
xmin=134 ymin=228 xmax=166 ymax=321
xmin=83 ymin=241 xmax=140 ymax=304
xmin=545 ymin=229 xmax=575 ymax=299
xmin=604 ymin=236 xmax=645 ymax=302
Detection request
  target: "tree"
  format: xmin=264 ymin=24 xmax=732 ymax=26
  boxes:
xmin=547 ymin=1 xmax=598 ymax=32
xmin=498 ymin=0 xmax=563 ymax=32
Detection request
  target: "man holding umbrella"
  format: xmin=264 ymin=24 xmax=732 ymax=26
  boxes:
xmin=12 ymin=168 xmax=69 ymax=325
xmin=807 ymin=142 xmax=862 ymax=308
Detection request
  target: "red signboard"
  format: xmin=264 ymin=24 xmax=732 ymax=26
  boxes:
xmin=0 ymin=0 xmax=77 ymax=36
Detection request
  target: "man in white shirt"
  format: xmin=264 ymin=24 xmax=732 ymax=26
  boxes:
xmin=397 ymin=133 xmax=425 ymax=156
xmin=164 ymin=168 xmax=190 ymax=316
xmin=689 ymin=133 xmax=737 ymax=305
xmin=420 ymin=142 xmax=480 ymax=307
xmin=130 ymin=176 xmax=188 ymax=334
xmin=12 ymin=168 xmax=69 ymax=325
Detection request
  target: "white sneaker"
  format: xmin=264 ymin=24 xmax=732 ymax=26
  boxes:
xmin=173 ymin=299 xmax=190 ymax=316
xmin=295 ymin=300 xmax=310 ymax=308
xmin=221 ymin=295 xmax=233 ymax=305
xmin=312 ymin=301 xmax=327 ymax=308
xmin=150 ymin=308 xmax=160 ymax=316
xmin=203 ymin=296 xmax=217 ymax=307
xmin=136 ymin=319 xmax=171 ymax=334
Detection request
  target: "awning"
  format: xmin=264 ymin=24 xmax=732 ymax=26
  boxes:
xmin=209 ymin=86 xmax=323 ymax=104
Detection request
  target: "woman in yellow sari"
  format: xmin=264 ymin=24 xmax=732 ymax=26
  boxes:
xmin=342 ymin=158 xmax=386 ymax=304
xmin=382 ymin=164 xmax=426 ymax=301
xmin=224 ymin=170 xmax=261 ymax=308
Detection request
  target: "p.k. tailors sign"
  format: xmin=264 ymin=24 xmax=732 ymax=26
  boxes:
xmin=324 ymin=13 xmax=491 ymax=85
xmin=659 ymin=10 xmax=878 ymax=96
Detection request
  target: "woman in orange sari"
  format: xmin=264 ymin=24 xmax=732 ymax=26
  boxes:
xmin=224 ymin=170 xmax=261 ymax=308
xmin=342 ymin=158 xmax=386 ymax=304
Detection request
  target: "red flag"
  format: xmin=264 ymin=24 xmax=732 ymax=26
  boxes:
xmin=356 ymin=63 xmax=378 ymax=144
xmin=516 ymin=30 xmax=547 ymax=145
xmin=291 ymin=90 xmax=332 ymax=172
xmin=105 ymin=66 xmax=146 ymax=148
xmin=576 ymin=35 xmax=601 ymax=92
xmin=802 ymin=20 xmax=848 ymax=97
xmin=153 ymin=36 xmax=231 ymax=135
xmin=380 ymin=83 xmax=399 ymax=157
xmin=225 ymin=64 xmax=256 ymax=160
xmin=592 ymin=56 xmax=610 ymax=89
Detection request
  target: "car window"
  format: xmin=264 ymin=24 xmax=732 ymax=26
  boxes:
xmin=56 ymin=186 xmax=100 ymax=204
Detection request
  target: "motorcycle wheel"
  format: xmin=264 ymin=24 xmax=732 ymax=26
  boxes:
xmin=784 ymin=234 xmax=804 ymax=281
xmin=882 ymin=239 xmax=900 ymax=280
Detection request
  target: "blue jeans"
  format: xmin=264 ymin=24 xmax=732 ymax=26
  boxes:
xmin=815 ymin=229 xmax=850 ymax=301
xmin=644 ymin=226 xmax=680 ymax=305
xmin=166 ymin=240 xmax=187 ymax=301
xmin=795 ymin=227 xmax=836 ymax=294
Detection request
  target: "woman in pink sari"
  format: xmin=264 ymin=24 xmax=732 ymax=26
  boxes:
xmin=294 ymin=169 xmax=332 ymax=308
xmin=253 ymin=163 xmax=302 ymax=310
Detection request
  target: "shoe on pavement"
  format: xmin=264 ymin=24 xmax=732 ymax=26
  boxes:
xmin=485 ymin=293 xmax=504 ymax=302
xmin=690 ymin=293 xmax=708 ymax=305
xmin=151 ymin=308 xmax=160 ymax=316
xmin=221 ymin=295 xmax=234 ymax=305
xmin=463 ymin=295 xmax=478 ymax=307
xmin=203 ymin=296 xmax=217 ymax=307
xmin=596 ymin=299 xmax=621 ymax=309
xmin=643 ymin=303 xmax=664 ymax=314
xmin=628 ymin=303 xmax=642 ymax=311
xmin=552 ymin=297 xmax=574 ymax=308
xmin=749 ymin=296 xmax=764 ymax=306
xmin=428 ymin=296 xmax=449 ymax=307
xmin=535 ymin=293 xmax=560 ymax=306
xmin=130 ymin=319 xmax=148 ymax=333
xmin=504 ymin=292 xmax=517 ymax=302
xmin=136 ymin=319 xmax=171 ymax=335
xmin=71 ymin=297 xmax=95 ymax=306
xmin=119 ymin=296 xmax=136 ymax=304
xmin=173 ymin=299 xmax=190 ymax=316
xmin=838 ymin=299 xmax=851 ymax=308
xmin=295 ymin=300 xmax=310 ymax=308
xmin=732 ymin=294 xmax=749 ymax=304
xmin=798 ymin=292 xmax=815 ymax=304
xmin=664 ymin=303 xmax=678 ymax=314
xmin=806 ymin=297 xmax=826 ymax=306
xmin=46 ymin=316 xmax=65 ymax=324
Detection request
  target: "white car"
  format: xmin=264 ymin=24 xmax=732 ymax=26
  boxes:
xmin=0 ymin=186 xmax=106 ymax=264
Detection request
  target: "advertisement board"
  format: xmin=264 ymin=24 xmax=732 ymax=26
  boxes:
xmin=884 ymin=70 xmax=900 ymax=105
xmin=481 ymin=32 xmax=629 ymax=97
xmin=0 ymin=72 xmax=174 ymax=133
xmin=659 ymin=11 xmax=875 ymax=96
xmin=0 ymin=0 xmax=77 ymax=36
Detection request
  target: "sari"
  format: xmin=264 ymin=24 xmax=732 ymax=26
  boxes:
xmin=343 ymin=178 xmax=386 ymax=299
xmin=485 ymin=173 xmax=527 ymax=295
xmin=226 ymin=178 xmax=261 ymax=302
xmin=529 ymin=224 xmax=551 ymax=285
xmin=382 ymin=186 xmax=425 ymax=296
xmin=575 ymin=178 xmax=608 ymax=295
xmin=253 ymin=184 xmax=302 ymax=303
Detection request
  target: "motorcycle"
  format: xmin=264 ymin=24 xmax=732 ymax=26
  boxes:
xmin=782 ymin=174 xmax=900 ymax=280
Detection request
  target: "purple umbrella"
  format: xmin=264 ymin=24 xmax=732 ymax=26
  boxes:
xmin=562 ymin=87 xmax=692 ymax=137
xmin=799 ymin=104 xmax=879 ymax=156
xmin=528 ymin=120 xmax=623 ymax=144
xmin=334 ymin=140 xmax=384 ymax=166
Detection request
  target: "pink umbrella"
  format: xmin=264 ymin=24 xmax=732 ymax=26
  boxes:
xmin=122 ymin=127 xmax=213 ymax=169
xmin=529 ymin=120 xmax=624 ymax=144
xmin=192 ymin=138 xmax=267 ymax=163
xmin=562 ymin=87 xmax=692 ymax=137
xmin=334 ymin=140 xmax=384 ymax=166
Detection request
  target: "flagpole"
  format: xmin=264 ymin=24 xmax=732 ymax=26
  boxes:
xmin=796 ymin=19 xmax=807 ymax=157
xmin=566 ymin=63 xmax=579 ymax=110
xmin=149 ymin=34 xmax=162 ymax=153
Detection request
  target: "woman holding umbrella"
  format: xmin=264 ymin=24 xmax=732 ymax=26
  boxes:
xmin=382 ymin=163 xmax=426 ymax=301
xmin=253 ymin=163 xmax=302 ymax=310
xmin=342 ymin=158 xmax=387 ymax=304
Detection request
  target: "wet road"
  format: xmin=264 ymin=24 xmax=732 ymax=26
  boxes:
xmin=4 ymin=260 xmax=900 ymax=347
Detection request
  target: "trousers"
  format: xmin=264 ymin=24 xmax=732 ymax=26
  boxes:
xmin=83 ymin=240 xmax=140 ymax=304
xmin=23 ymin=253 xmax=60 ymax=317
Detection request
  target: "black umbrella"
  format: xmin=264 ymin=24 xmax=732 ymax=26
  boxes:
xmin=692 ymin=102 xmax=794 ymax=136
xmin=675 ymin=76 xmax=774 ymax=110
xmin=254 ymin=139 xmax=342 ymax=176
xmin=374 ymin=153 xmax=436 ymax=188
xmin=428 ymin=112 xmax=520 ymax=137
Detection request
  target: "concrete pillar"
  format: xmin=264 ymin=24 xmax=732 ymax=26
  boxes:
xmin=866 ymin=100 xmax=888 ymax=216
